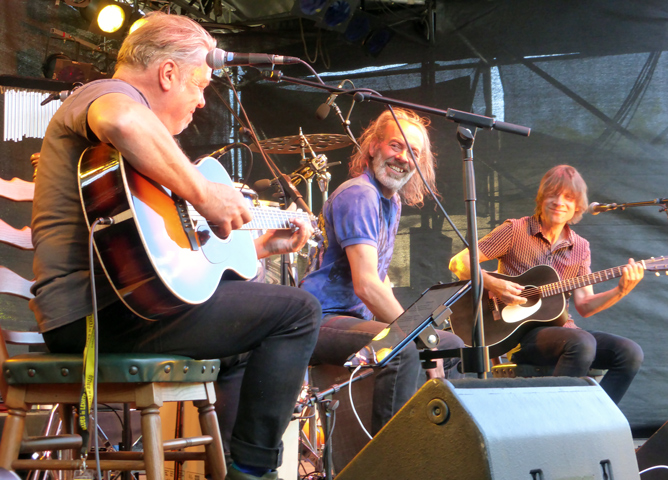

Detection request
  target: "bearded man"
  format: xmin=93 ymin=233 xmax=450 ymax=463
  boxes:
xmin=300 ymin=108 xmax=464 ymax=433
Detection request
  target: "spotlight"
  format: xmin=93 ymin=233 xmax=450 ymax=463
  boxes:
xmin=365 ymin=27 xmax=393 ymax=57
xmin=293 ymin=0 xmax=360 ymax=33
xmin=80 ymin=0 xmax=142 ymax=38
xmin=322 ymin=0 xmax=355 ymax=31
xmin=344 ymin=13 xmax=371 ymax=43
xmin=128 ymin=14 xmax=147 ymax=34
xmin=97 ymin=3 xmax=126 ymax=33
xmin=297 ymin=0 xmax=328 ymax=16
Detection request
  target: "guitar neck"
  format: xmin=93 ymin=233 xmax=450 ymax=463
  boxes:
xmin=240 ymin=207 xmax=311 ymax=231
xmin=541 ymin=264 xmax=628 ymax=297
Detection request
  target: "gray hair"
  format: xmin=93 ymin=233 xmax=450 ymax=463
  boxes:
xmin=116 ymin=11 xmax=215 ymax=73
xmin=349 ymin=108 xmax=436 ymax=207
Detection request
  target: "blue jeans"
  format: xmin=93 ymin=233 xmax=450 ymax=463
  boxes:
xmin=42 ymin=280 xmax=321 ymax=470
xmin=311 ymin=314 xmax=465 ymax=434
xmin=510 ymin=326 xmax=643 ymax=404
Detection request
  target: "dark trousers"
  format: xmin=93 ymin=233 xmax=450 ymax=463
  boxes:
xmin=215 ymin=315 xmax=465 ymax=460
xmin=42 ymin=280 xmax=321 ymax=470
xmin=510 ymin=326 xmax=643 ymax=404
xmin=311 ymin=314 xmax=464 ymax=434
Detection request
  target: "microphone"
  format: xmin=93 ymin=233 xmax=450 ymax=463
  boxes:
xmin=252 ymin=178 xmax=274 ymax=193
xmin=316 ymin=81 xmax=346 ymax=120
xmin=206 ymin=48 xmax=301 ymax=69
xmin=40 ymin=89 xmax=71 ymax=106
xmin=587 ymin=202 xmax=617 ymax=215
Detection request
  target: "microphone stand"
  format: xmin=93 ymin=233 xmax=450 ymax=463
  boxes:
xmin=262 ymin=71 xmax=531 ymax=136
xmin=600 ymin=198 xmax=668 ymax=219
xmin=332 ymin=95 xmax=361 ymax=152
xmin=263 ymin=71 xmax=530 ymax=376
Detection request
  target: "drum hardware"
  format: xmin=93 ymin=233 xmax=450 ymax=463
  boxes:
xmin=249 ymin=133 xmax=353 ymax=154
xmin=290 ymin=129 xmax=342 ymax=211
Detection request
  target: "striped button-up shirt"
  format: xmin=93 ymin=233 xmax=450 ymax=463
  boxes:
xmin=478 ymin=215 xmax=591 ymax=327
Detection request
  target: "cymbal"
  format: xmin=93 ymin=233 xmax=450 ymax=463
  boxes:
xmin=250 ymin=134 xmax=353 ymax=154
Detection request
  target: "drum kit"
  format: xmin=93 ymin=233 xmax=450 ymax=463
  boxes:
xmin=249 ymin=130 xmax=352 ymax=211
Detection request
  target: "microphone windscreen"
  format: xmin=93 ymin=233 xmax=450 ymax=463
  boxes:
xmin=206 ymin=49 xmax=225 ymax=69
xmin=315 ymin=103 xmax=331 ymax=120
xmin=253 ymin=179 xmax=273 ymax=193
xmin=586 ymin=202 xmax=601 ymax=215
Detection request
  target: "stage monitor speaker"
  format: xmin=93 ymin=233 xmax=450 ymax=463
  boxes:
xmin=336 ymin=377 xmax=640 ymax=480
xmin=636 ymin=420 xmax=668 ymax=479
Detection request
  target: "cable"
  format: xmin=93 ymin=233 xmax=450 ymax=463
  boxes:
xmin=348 ymin=366 xmax=372 ymax=440
xmin=386 ymin=104 xmax=469 ymax=248
xmin=89 ymin=217 xmax=113 ymax=480
xmin=640 ymin=465 xmax=668 ymax=475
xmin=219 ymin=69 xmax=314 ymax=214
xmin=100 ymin=403 xmax=124 ymax=431
xmin=299 ymin=19 xmax=331 ymax=70
xmin=208 ymin=141 xmax=255 ymax=192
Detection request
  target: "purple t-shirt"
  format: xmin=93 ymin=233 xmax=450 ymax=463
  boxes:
xmin=30 ymin=79 xmax=150 ymax=332
xmin=299 ymin=171 xmax=401 ymax=320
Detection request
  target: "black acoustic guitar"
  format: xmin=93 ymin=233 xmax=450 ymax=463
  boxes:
xmin=78 ymin=143 xmax=311 ymax=320
xmin=448 ymin=259 xmax=668 ymax=357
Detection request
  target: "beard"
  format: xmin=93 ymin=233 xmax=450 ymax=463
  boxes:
xmin=371 ymin=152 xmax=415 ymax=195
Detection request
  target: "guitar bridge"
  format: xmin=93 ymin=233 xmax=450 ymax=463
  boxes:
xmin=173 ymin=193 xmax=199 ymax=251
xmin=489 ymin=291 xmax=501 ymax=321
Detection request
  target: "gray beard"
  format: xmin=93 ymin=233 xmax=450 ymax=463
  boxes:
xmin=372 ymin=157 xmax=415 ymax=195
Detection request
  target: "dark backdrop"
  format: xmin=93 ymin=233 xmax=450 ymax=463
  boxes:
xmin=1 ymin=0 xmax=666 ymax=433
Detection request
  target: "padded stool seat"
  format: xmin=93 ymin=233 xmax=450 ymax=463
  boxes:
xmin=4 ymin=353 xmax=220 ymax=384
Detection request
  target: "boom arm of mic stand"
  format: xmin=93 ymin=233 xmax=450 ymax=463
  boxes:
xmin=262 ymin=71 xmax=531 ymax=137
xmin=615 ymin=198 xmax=668 ymax=209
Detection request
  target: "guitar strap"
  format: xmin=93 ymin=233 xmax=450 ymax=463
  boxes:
xmin=78 ymin=313 xmax=96 ymax=457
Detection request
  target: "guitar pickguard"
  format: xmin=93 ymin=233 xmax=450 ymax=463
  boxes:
xmin=501 ymin=300 xmax=542 ymax=323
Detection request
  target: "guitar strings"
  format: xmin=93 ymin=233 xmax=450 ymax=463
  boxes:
xmin=185 ymin=205 xmax=311 ymax=230
xmin=507 ymin=266 xmax=627 ymax=303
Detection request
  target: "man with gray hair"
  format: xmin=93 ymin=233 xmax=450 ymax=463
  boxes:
xmin=31 ymin=12 xmax=320 ymax=480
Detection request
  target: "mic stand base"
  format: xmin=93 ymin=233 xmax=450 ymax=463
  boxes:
xmin=306 ymin=369 xmax=374 ymax=480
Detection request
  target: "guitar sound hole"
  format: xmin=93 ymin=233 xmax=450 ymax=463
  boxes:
xmin=197 ymin=229 xmax=211 ymax=246
xmin=197 ymin=226 xmax=232 ymax=245
xmin=523 ymin=286 xmax=540 ymax=307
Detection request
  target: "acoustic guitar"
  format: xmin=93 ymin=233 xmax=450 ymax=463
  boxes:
xmin=448 ymin=258 xmax=668 ymax=357
xmin=78 ymin=143 xmax=311 ymax=320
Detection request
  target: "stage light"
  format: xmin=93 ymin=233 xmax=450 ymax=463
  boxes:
xmin=128 ymin=14 xmax=147 ymax=34
xmin=323 ymin=1 xmax=352 ymax=29
xmin=365 ymin=27 xmax=393 ymax=57
xmin=293 ymin=0 xmax=360 ymax=33
xmin=97 ymin=3 xmax=126 ymax=33
xmin=80 ymin=0 xmax=138 ymax=38
xmin=297 ymin=0 xmax=328 ymax=16
xmin=344 ymin=13 xmax=371 ymax=42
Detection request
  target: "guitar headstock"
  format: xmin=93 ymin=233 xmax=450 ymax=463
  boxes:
xmin=643 ymin=256 xmax=668 ymax=276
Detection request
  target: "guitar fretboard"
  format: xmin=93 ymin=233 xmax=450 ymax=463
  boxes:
xmin=240 ymin=207 xmax=312 ymax=231
xmin=540 ymin=265 xmax=628 ymax=298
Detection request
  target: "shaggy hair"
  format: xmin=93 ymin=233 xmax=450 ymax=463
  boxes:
xmin=534 ymin=164 xmax=589 ymax=224
xmin=349 ymin=108 xmax=436 ymax=207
